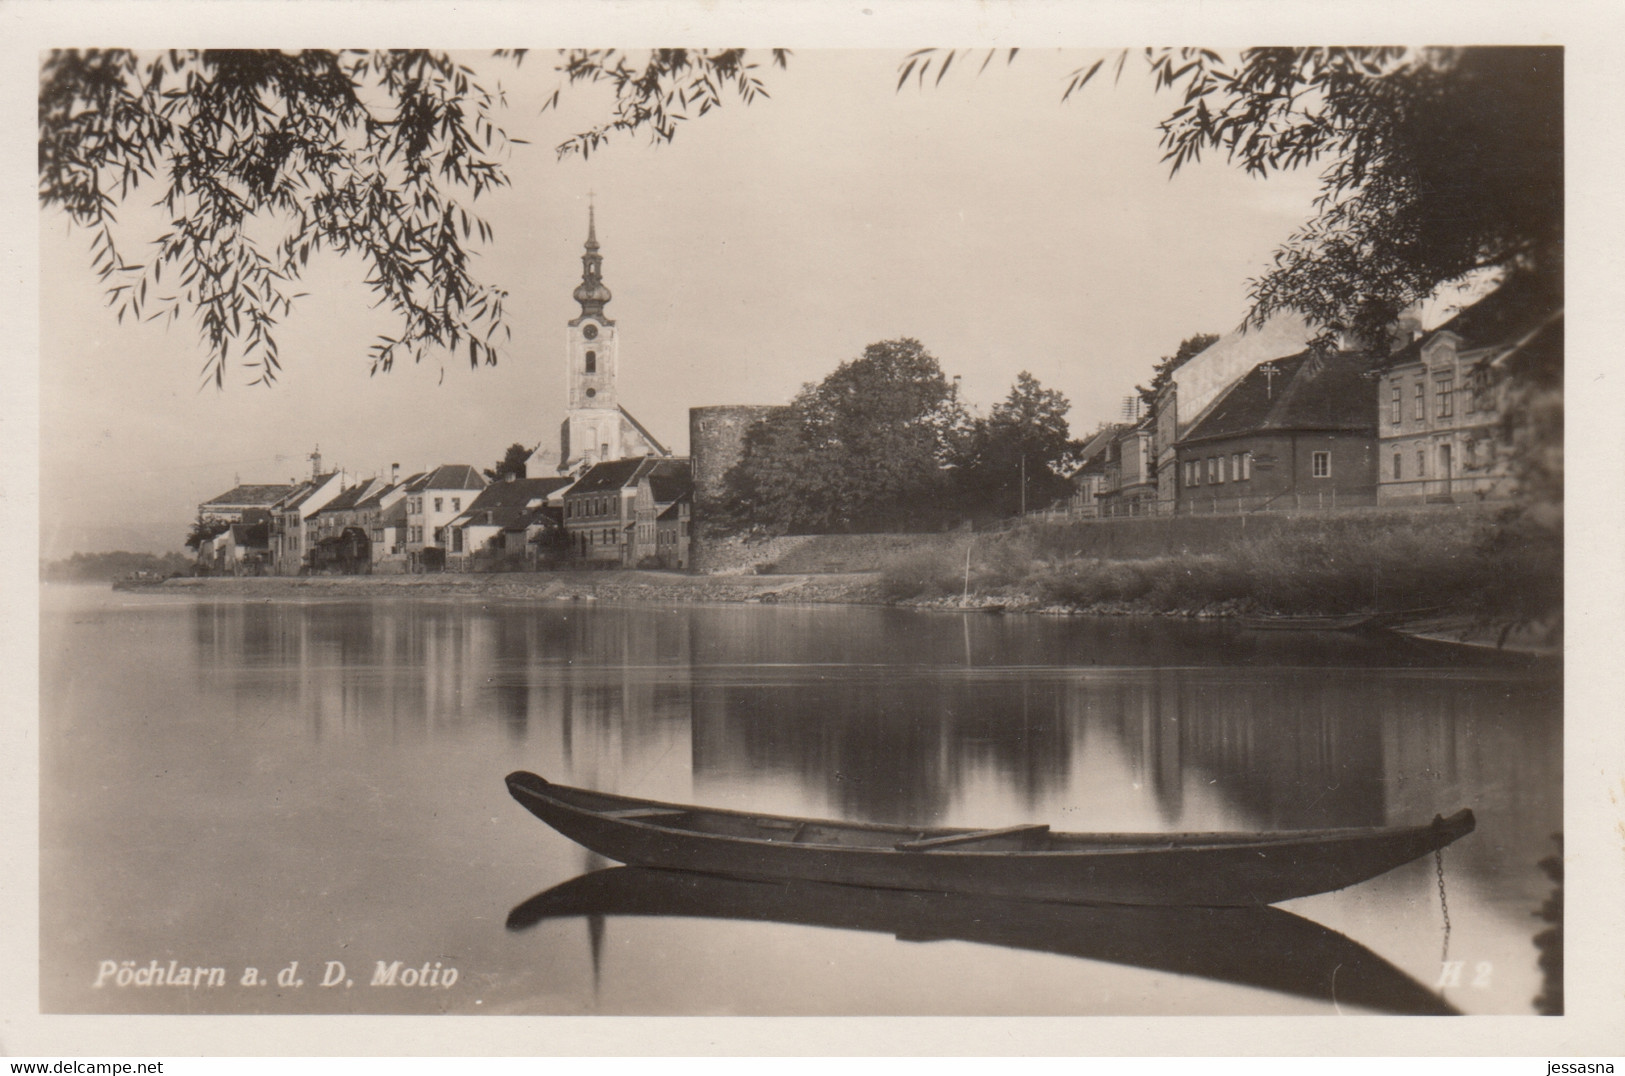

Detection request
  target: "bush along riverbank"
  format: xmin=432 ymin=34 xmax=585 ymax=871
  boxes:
xmin=876 ymin=508 xmax=1561 ymax=648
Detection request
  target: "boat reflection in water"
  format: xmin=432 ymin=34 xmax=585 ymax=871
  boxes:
xmin=507 ymin=867 xmax=1458 ymax=1016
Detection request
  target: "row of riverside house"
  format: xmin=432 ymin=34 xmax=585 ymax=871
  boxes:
xmin=1067 ymin=268 xmax=1562 ymax=518
xmin=193 ymin=452 xmax=693 ymax=577
xmin=192 ymin=211 xmax=703 ymax=577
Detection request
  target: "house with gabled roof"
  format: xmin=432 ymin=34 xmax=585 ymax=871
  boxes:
xmin=353 ymin=470 xmax=414 ymax=571
xmin=1095 ymin=418 xmax=1158 ymax=518
xmin=197 ymin=483 xmax=297 ymax=524
xmin=1376 ymin=270 xmax=1561 ymax=505
xmin=654 ymin=492 xmax=692 ymax=569
xmin=203 ymin=518 xmax=272 ymax=576
xmin=447 ymin=475 xmax=574 ymax=567
xmin=632 ymin=461 xmax=692 ymax=566
xmin=562 ymin=456 xmax=690 ymax=565
xmin=1158 ymin=315 xmax=1317 ymax=508
xmin=1066 ymin=424 xmax=1124 ymax=518
xmin=1175 ymin=349 xmax=1378 ymax=513
xmin=271 ymin=471 xmax=346 ymax=574
xmin=402 ymin=464 xmax=486 ymax=570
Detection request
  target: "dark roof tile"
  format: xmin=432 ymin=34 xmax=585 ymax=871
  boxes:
xmin=568 ymin=457 xmax=648 ymax=494
xmin=202 ymin=483 xmax=295 ymax=508
xmin=422 ymin=464 xmax=486 ymax=491
xmin=1180 ymin=350 xmax=1376 ymax=446
xmin=464 ymin=476 xmax=573 ymax=511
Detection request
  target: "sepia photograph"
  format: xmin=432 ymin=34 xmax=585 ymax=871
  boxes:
xmin=7 ymin=0 xmax=1623 ymax=1061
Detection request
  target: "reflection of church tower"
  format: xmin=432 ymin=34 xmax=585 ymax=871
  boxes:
xmin=559 ymin=206 xmax=670 ymax=475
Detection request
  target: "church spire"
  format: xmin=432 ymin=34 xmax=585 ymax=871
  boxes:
xmin=572 ymin=203 xmax=613 ymax=323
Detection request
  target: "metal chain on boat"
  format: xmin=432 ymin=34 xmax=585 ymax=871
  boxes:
xmin=1435 ymin=846 xmax=1452 ymax=965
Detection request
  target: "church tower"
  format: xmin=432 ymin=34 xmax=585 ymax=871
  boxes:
xmin=558 ymin=206 xmax=671 ymax=475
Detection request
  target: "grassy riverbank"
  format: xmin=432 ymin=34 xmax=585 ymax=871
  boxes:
xmin=878 ymin=508 xmax=1561 ymax=644
xmin=121 ymin=506 xmax=1559 ymax=652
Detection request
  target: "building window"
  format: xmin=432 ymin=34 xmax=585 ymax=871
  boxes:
xmin=1231 ymin=452 xmax=1242 ymax=481
xmin=1392 ymin=452 xmax=1402 ymax=480
xmin=1436 ymin=375 xmax=1454 ymax=419
xmin=452 ymin=498 xmax=461 ymax=512
xmin=1241 ymin=452 xmax=1252 ymax=480
xmin=585 ymin=350 xmax=597 ymax=373
xmin=1413 ymin=382 xmax=1426 ymax=422
xmin=1416 ymin=447 xmax=1426 ymax=478
xmin=434 ymin=497 xmax=443 ymax=512
xmin=1213 ymin=457 xmax=1224 ymax=484
xmin=1312 ymin=451 xmax=1331 ymax=478
xmin=1390 ymin=384 xmax=1401 ymax=425
xmin=452 ymin=529 xmax=463 ymax=553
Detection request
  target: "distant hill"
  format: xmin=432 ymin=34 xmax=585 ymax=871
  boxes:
xmin=41 ymin=551 xmax=194 ymax=583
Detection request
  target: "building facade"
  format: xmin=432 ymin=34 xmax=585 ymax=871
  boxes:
xmin=404 ymin=465 xmax=486 ymax=570
xmin=1175 ymin=350 xmax=1378 ymax=513
xmin=563 ymin=456 xmax=691 ymax=566
xmin=1095 ymin=420 xmax=1157 ymax=517
xmin=1376 ymin=273 xmax=1558 ymax=506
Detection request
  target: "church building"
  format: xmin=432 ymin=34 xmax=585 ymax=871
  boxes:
xmin=556 ymin=207 xmax=671 ymax=475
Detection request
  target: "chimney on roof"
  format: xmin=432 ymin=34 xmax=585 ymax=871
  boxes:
xmin=391 ymin=463 xmax=400 ymax=483
xmin=310 ymin=445 xmax=322 ymax=480
xmin=1390 ymin=314 xmax=1423 ymax=354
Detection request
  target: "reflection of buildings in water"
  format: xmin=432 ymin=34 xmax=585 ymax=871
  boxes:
xmin=686 ymin=607 xmax=1074 ymax=824
xmin=1067 ymin=669 xmax=1387 ymax=832
xmin=182 ymin=602 xmax=700 ymax=785
xmin=185 ymin=602 xmax=1556 ymax=887
xmin=1375 ymin=674 xmax=1561 ymax=908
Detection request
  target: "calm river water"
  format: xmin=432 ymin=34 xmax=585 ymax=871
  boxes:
xmin=39 ymin=585 xmax=1561 ymax=1016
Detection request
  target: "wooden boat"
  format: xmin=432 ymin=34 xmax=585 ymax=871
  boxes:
xmin=505 ymin=771 xmax=1475 ymax=907
xmin=507 ymin=866 xmax=1458 ymax=1014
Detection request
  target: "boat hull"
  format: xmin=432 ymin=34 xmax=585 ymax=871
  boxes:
xmin=505 ymin=771 xmax=1475 ymax=907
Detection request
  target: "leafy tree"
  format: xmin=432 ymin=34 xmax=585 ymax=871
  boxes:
xmin=720 ymin=339 xmax=964 ymax=534
xmin=39 ymin=48 xmax=786 ymax=386
xmin=184 ymin=516 xmax=232 ymax=551
xmin=539 ymin=49 xmax=790 ymax=158
xmin=1136 ymin=333 xmax=1219 ymax=409
xmin=1148 ymin=47 xmax=1561 ymax=350
xmin=954 ymin=371 xmax=1074 ymax=519
xmin=484 ymin=442 xmax=531 ymax=482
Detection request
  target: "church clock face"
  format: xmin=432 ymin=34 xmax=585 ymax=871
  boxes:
xmin=582 ymin=323 xmax=598 ymax=340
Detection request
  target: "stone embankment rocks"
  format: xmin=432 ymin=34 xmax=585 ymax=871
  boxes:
xmin=148 ymin=570 xmax=886 ymax=606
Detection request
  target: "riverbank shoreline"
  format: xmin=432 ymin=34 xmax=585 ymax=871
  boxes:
xmin=111 ymin=570 xmax=1559 ymax=657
